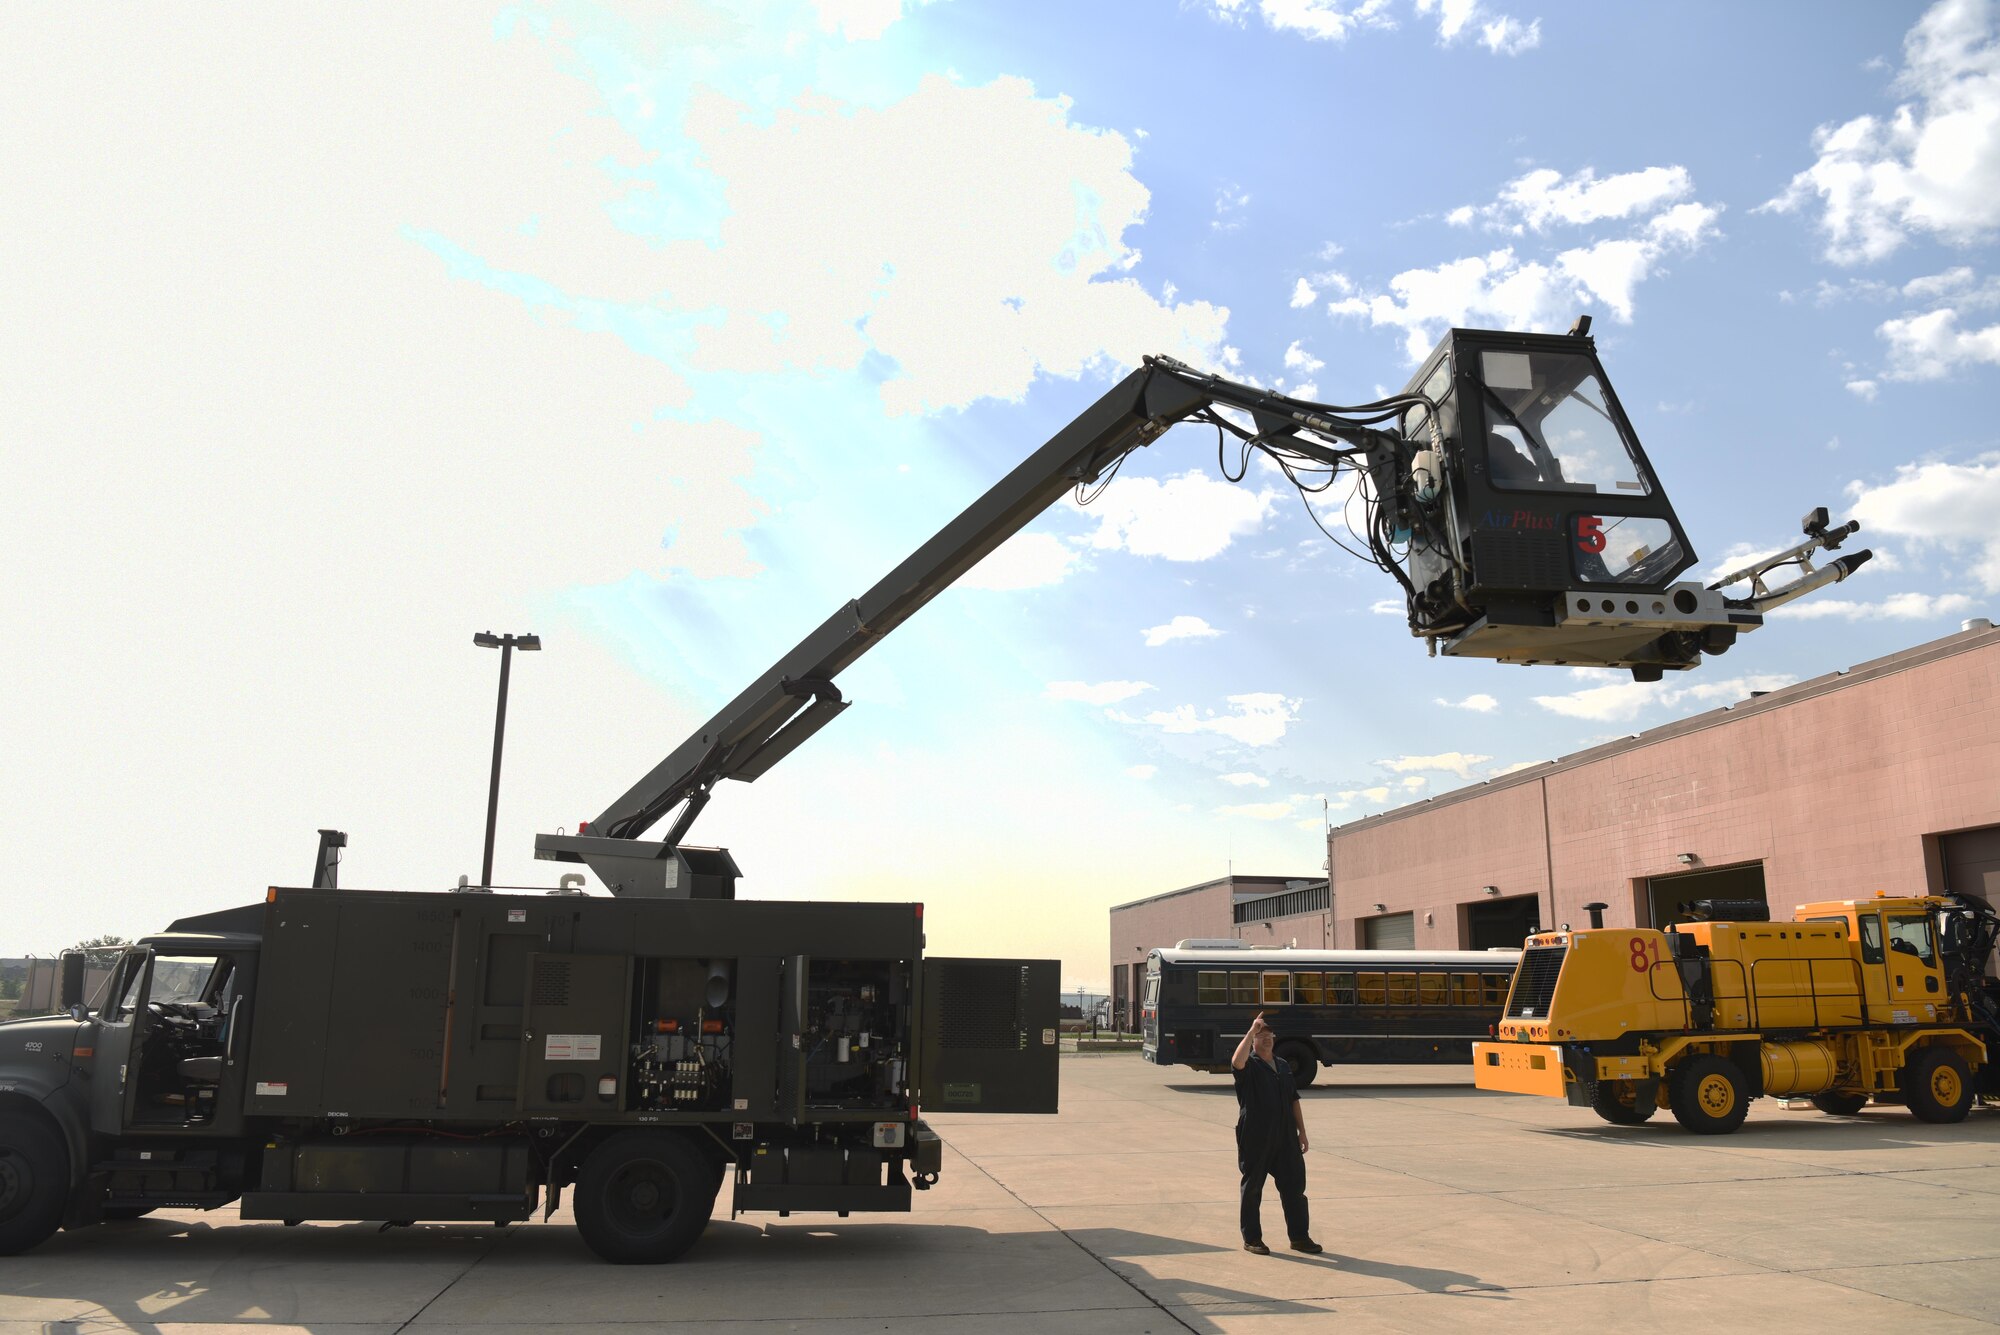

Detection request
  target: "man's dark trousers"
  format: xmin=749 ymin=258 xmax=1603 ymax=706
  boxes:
xmin=1239 ymin=1135 xmax=1310 ymax=1243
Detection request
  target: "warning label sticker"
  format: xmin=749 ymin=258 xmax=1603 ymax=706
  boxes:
xmin=1042 ymin=1028 xmax=1057 ymax=1046
xmin=256 ymin=1081 xmax=289 ymax=1097
xmin=545 ymin=1033 xmax=602 ymax=1062
xmin=507 ymin=909 xmax=526 ymax=923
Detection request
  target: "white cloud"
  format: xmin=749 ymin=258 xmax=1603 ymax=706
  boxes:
xmin=1763 ymin=0 xmax=2000 ymax=264
xmin=1142 ymin=614 xmax=1224 ymax=646
xmin=1328 ymin=173 xmax=1719 ymax=359
xmin=1369 ymin=598 xmax=1406 ymax=615
xmin=1377 ymin=751 xmax=1492 ymax=778
xmin=1202 ymin=0 xmax=1399 ymax=42
xmin=1877 ymin=307 xmax=2000 ymax=379
xmin=1769 ymin=591 xmax=1976 ymax=620
xmin=1283 ymin=340 xmax=1326 ymax=374
xmin=1213 ymin=182 xmax=1252 ymax=232
xmin=807 ymin=0 xmax=938 ymax=41
xmin=1414 ymin=0 xmax=1541 ymax=54
xmin=1045 ymin=680 xmax=1155 ymax=706
xmin=1072 ymin=471 xmax=1281 ymax=561
xmin=1144 ymin=693 xmax=1301 ymax=746
xmin=1217 ymin=800 xmax=1297 ymax=820
xmin=1124 ymin=764 xmax=1158 ymax=780
xmin=1484 ymin=166 xmax=1694 ymax=232
xmin=962 ymin=532 xmax=1080 ymax=590
xmin=1400 ymin=775 xmax=1428 ymax=790
xmin=1848 ymin=378 xmax=1882 ymax=400
xmin=1846 ymin=455 xmax=2000 ymax=590
xmin=1532 ymin=673 xmax=1797 ymax=722
xmin=1290 ymin=277 xmax=1318 ymax=307
xmin=1435 ymin=693 xmax=1499 ymax=712
xmin=1220 ymin=772 xmax=1271 ymax=787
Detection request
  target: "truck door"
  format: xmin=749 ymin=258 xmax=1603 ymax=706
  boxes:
xmin=1882 ymin=912 xmax=1947 ymax=1019
xmin=89 ymin=950 xmax=151 ymax=1136
xmin=916 ymin=958 xmax=1059 ymax=1114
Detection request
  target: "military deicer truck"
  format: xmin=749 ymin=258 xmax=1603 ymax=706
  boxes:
xmin=1472 ymin=894 xmax=2000 ymax=1132
xmin=0 ymin=883 xmax=1056 ymax=1261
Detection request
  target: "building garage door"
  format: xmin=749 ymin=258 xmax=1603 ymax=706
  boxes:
xmin=1362 ymin=912 xmax=1415 ymax=950
xmin=1646 ymin=863 xmax=1767 ymax=927
xmin=1942 ymin=825 xmax=2000 ymax=902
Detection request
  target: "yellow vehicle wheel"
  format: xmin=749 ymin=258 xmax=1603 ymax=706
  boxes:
xmin=1668 ymin=1054 xmax=1749 ymax=1135
xmin=1904 ymin=1047 xmax=1974 ymax=1124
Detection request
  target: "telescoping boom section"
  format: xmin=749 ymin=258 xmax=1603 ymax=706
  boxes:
xmin=540 ymin=322 xmax=1869 ymax=893
xmin=1472 ymin=894 xmax=1999 ymax=1132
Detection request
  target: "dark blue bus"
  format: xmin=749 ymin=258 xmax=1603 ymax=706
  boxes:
xmin=1141 ymin=944 xmax=1519 ymax=1088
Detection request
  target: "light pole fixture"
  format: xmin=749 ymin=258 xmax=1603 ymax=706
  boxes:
xmin=475 ymin=631 xmax=541 ymax=889
xmin=1676 ymin=852 xmax=1697 ymax=865
xmin=1482 ymin=885 xmax=1500 ymax=896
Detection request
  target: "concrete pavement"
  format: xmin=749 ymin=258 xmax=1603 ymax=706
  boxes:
xmin=3 ymin=1053 xmax=1996 ymax=1333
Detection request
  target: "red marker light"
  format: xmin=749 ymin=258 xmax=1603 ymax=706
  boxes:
xmin=578 ymin=820 xmax=590 ymax=834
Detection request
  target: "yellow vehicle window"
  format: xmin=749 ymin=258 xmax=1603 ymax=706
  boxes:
xmin=1355 ymin=973 xmax=1385 ymax=1005
xmin=1325 ymin=973 xmax=1356 ymax=1005
xmin=1886 ymin=916 xmax=1935 ymax=965
xmin=1387 ymin=972 xmax=1418 ymax=1005
xmin=1293 ymin=972 xmax=1323 ymax=1004
xmin=1261 ymin=972 xmax=1292 ymax=1005
xmin=1418 ymin=973 xmax=1448 ymax=1005
xmin=1230 ymin=973 xmax=1259 ymax=1005
xmin=1197 ymin=972 xmax=1227 ymax=1005
xmin=1858 ymin=915 xmax=1884 ymax=965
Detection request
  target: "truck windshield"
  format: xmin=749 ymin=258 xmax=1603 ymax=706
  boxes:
xmin=149 ymin=956 xmax=220 ymax=1006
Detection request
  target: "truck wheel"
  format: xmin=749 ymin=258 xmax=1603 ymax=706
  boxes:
xmin=0 ymin=1111 xmax=70 ymax=1255
xmin=574 ymin=1131 xmax=715 ymax=1264
xmin=1668 ymin=1055 xmax=1749 ymax=1135
xmin=1810 ymin=1092 xmax=1869 ymax=1117
xmin=1277 ymin=1043 xmax=1319 ymax=1090
xmin=1590 ymin=1080 xmax=1655 ymax=1125
xmin=1904 ymin=1048 xmax=1974 ymax=1124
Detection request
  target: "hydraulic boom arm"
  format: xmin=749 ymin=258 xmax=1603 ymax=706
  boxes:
xmin=538 ymin=323 xmax=1867 ymax=894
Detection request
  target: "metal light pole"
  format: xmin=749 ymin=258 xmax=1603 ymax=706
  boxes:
xmin=474 ymin=631 xmax=540 ymax=888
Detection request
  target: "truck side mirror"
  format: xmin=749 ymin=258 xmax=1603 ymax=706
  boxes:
xmin=59 ymin=951 xmax=88 ymax=1012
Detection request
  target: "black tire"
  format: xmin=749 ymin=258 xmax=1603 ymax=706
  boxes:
xmin=1810 ymin=1092 xmax=1869 ymax=1117
xmin=0 ymin=1110 xmax=71 ymax=1255
xmin=1668 ymin=1054 xmax=1749 ymax=1135
xmin=573 ymin=1131 xmax=716 ymax=1264
xmin=1277 ymin=1043 xmax=1319 ymax=1090
xmin=1590 ymin=1080 xmax=1656 ymax=1125
xmin=1904 ymin=1047 xmax=1974 ymax=1124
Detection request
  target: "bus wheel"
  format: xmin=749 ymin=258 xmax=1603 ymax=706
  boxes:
xmin=1589 ymin=1080 xmax=1655 ymax=1125
xmin=574 ymin=1131 xmax=715 ymax=1264
xmin=1809 ymin=1091 xmax=1869 ymax=1117
xmin=0 ymin=1110 xmax=70 ymax=1256
xmin=1905 ymin=1047 xmax=1974 ymax=1124
xmin=1277 ymin=1043 xmax=1318 ymax=1090
xmin=1668 ymin=1055 xmax=1748 ymax=1135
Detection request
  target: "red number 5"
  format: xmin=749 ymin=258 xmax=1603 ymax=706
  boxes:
xmin=1577 ymin=515 xmax=1606 ymax=554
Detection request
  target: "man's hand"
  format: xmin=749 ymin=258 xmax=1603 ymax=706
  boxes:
xmin=1298 ymin=1128 xmax=1310 ymax=1153
xmin=1249 ymin=1012 xmax=1269 ymax=1037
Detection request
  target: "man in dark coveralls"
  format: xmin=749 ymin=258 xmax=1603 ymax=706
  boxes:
xmin=1231 ymin=1012 xmax=1320 ymax=1255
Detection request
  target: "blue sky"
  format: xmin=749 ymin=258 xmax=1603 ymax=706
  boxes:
xmin=5 ymin=1 xmax=1997 ymax=989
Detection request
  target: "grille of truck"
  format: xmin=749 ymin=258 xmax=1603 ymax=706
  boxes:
xmin=1508 ymin=945 xmax=1567 ymax=1018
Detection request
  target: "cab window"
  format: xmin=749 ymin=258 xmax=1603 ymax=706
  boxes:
xmin=1858 ymin=915 xmax=1884 ymax=965
xmin=1885 ymin=916 xmax=1935 ymax=965
xmin=111 ymin=954 xmax=149 ymax=1021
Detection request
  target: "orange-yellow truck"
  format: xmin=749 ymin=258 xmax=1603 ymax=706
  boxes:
xmin=1472 ymin=894 xmax=2000 ymax=1133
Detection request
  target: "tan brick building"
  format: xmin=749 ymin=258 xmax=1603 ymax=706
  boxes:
xmin=1105 ymin=624 xmax=2000 ymax=992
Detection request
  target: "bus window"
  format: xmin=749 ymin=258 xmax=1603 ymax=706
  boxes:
xmin=1858 ymin=916 xmax=1884 ymax=965
xmin=1325 ymin=973 xmax=1356 ymax=1005
xmin=1261 ymin=973 xmax=1292 ymax=1005
xmin=1387 ymin=973 xmax=1417 ymax=1005
xmin=1449 ymin=974 xmax=1482 ymax=1005
xmin=1482 ymin=973 xmax=1512 ymax=1006
xmin=1418 ymin=973 xmax=1448 ymax=1006
xmin=1230 ymin=973 xmax=1259 ymax=1005
xmin=1355 ymin=973 xmax=1385 ymax=1005
xmin=1294 ymin=972 xmax=1323 ymax=1005
xmin=1143 ymin=974 xmax=1161 ymax=1009
xmin=1197 ymin=971 xmax=1228 ymax=1005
